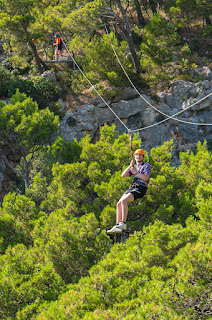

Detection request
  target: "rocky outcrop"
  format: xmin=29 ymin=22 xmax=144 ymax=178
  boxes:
xmin=189 ymin=66 xmax=212 ymax=82
xmin=60 ymin=72 xmax=212 ymax=163
xmin=41 ymin=70 xmax=56 ymax=82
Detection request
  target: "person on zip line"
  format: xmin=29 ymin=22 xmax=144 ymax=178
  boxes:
xmin=107 ymin=149 xmax=151 ymax=234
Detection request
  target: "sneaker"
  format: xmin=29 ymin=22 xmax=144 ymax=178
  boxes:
xmin=107 ymin=225 xmax=123 ymax=234
xmin=117 ymin=222 xmax=127 ymax=230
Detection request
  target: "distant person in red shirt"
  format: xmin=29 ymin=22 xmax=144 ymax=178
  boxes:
xmin=53 ymin=33 xmax=63 ymax=60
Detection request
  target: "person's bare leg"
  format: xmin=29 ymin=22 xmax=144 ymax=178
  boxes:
xmin=116 ymin=193 xmax=134 ymax=224
xmin=121 ymin=193 xmax=134 ymax=222
xmin=116 ymin=199 xmax=122 ymax=224
xmin=55 ymin=49 xmax=59 ymax=60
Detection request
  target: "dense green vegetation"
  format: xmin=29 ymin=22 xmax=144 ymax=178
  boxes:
xmin=0 ymin=117 xmax=212 ymax=319
xmin=0 ymin=1 xmax=212 ymax=319
xmin=0 ymin=0 xmax=211 ymax=95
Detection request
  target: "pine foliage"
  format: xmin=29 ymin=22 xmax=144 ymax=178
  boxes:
xmin=0 ymin=124 xmax=211 ymax=319
xmin=0 ymin=0 xmax=212 ymax=318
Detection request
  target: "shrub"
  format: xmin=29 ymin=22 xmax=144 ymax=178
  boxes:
xmin=7 ymin=76 xmax=60 ymax=108
xmin=0 ymin=68 xmax=11 ymax=97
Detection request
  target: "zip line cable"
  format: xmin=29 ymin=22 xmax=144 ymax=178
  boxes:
xmin=103 ymin=24 xmax=212 ymax=131
xmin=133 ymin=91 xmax=212 ymax=132
xmin=58 ymin=30 xmax=212 ymax=159
xmin=59 ymin=30 xmax=212 ymax=136
xmin=59 ymin=32 xmax=129 ymax=132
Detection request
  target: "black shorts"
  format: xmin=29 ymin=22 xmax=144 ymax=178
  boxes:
xmin=124 ymin=183 xmax=147 ymax=200
xmin=57 ymin=43 xmax=62 ymax=51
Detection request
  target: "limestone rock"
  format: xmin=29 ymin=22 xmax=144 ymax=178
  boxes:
xmin=190 ymin=66 xmax=212 ymax=82
xmin=59 ymin=76 xmax=212 ymax=164
xmin=41 ymin=70 xmax=56 ymax=82
xmin=166 ymin=81 xmax=194 ymax=108
xmin=115 ymin=87 xmax=139 ymax=101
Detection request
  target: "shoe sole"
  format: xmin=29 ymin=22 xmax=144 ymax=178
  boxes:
xmin=107 ymin=229 xmax=123 ymax=234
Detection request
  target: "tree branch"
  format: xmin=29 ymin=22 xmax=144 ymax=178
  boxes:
xmin=3 ymin=156 xmax=25 ymax=180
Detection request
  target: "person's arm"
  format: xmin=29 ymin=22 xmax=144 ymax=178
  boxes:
xmin=131 ymin=163 xmax=151 ymax=181
xmin=121 ymin=160 xmax=134 ymax=178
xmin=134 ymin=171 xmax=149 ymax=181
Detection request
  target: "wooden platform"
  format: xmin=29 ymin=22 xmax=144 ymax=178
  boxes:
xmin=43 ymin=56 xmax=76 ymax=71
xmin=43 ymin=56 xmax=74 ymax=63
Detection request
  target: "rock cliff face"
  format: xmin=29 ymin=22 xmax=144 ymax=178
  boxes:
xmin=1 ymin=67 xmax=212 ymax=194
xmin=60 ymin=68 xmax=212 ymax=164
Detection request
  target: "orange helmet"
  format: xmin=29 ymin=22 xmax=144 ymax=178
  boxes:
xmin=134 ymin=149 xmax=145 ymax=156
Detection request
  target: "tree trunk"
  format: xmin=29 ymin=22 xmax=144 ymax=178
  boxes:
xmin=114 ymin=23 xmax=122 ymax=42
xmin=101 ymin=15 xmax=111 ymax=33
xmin=115 ymin=0 xmax=142 ymax=74
xmin=183 ymin=26 xmax=192 ymax=50
xmin=134 ymin=0 xmax=146 ymax=26
xmin=4 ymin=156 xmax=28 ymax=192
xmin=149 ymin=0 xmax=157 ymax=14
xmin=24 ymin=157 xmax=29 ymax=192
xmin=29 ymin=40 xmax=48 ymax=74
xmin=204 ymin=12 xmax=211 ymax=25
